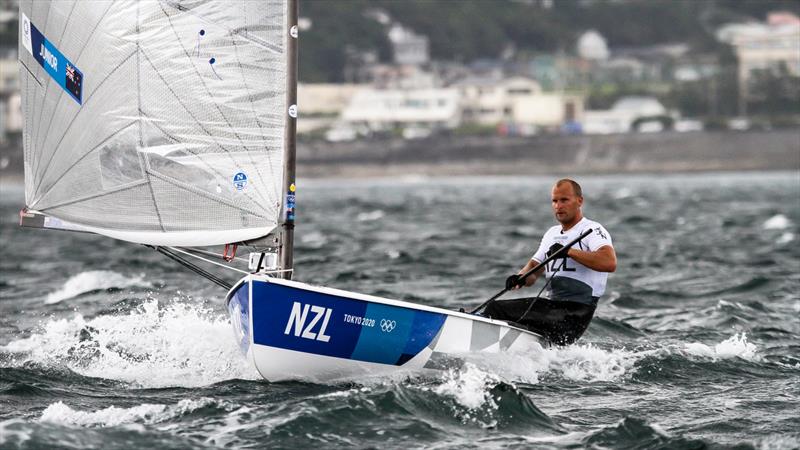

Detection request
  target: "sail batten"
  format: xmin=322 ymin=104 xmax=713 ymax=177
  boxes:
xmin=20 ymin=0 xmax=289 ymax=247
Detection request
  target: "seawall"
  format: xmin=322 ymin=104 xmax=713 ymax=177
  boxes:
xmin=297 ymin=130 xmax=800 ymax=178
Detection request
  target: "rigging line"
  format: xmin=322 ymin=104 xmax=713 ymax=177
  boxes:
xmin=31 ymin=50 xmax=137 ymax=200
xmin=166 ymin=246 xmax=249 ymax=276
xmin=516 ymin=258 xmax=564 ymax=324
xmin=32 ymin=121 xmax=138 ymax=206
xmin=137 ymin=108 xmax=267 ymax=213
xmin=157 ymin=2 xmax=270 ymax=168
xmin=153 ymin=246 xmax=233 ymax=290
xmin=179 ymin=246 xmax=250 ymax=263
xmin=32 ymin=2 xmax=115 ymax=182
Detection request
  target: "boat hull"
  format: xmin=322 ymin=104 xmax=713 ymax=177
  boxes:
xmin=226 ymin=275 xmax=545 ymax=382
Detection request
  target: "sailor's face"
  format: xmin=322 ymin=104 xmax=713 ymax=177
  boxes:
xmin=551 ymin=183 xmax=583 ymax=225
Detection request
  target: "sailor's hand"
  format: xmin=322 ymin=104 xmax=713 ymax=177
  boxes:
xmin=505 ymin=274 xmax=522 ymax=290
xmin=548 ymin=243 xmax=566 ymax=258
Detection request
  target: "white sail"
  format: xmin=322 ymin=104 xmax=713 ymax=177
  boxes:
xmin=19 ymin=0 xmax=289 ymax=246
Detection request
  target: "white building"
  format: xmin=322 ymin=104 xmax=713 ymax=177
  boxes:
xmin=577 ymin=30 xmax=610 ymax=61
xmin=717 ymin=12 xmax=800 ymax=114
xmin=456 ymin=75 xmax=584 ymax=128
xmin=583 ymin=96 xmax=667 ymax=134
xmin=388 ymin=24 xmax=429 ymax=66
xmin=341 ymin=88 xmax=461 ymax=130
xmin=297 ymin=83 xmax=361 ymax=133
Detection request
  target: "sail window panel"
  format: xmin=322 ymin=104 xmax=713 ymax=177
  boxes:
xmin=147 ymin=176 xmax=275 ymax=234
xmin=30 ymin=54 xmax=139 ymax=208
xmin=30 ymin=143 xmax=138 ymax=213
xmin=44 ymin=184 xmax=163 ymax=233
xmin=136 ymin=117 xmax=279 ymax=217
xmin=98 ymin=126 xmax=146 ymax=191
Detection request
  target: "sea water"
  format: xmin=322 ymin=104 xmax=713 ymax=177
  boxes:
xmin=1 ymin=172 xmax=798 ymax=449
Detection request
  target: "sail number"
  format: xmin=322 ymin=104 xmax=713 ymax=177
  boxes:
xmin=284 ymin=302 xmax=332 ymax=342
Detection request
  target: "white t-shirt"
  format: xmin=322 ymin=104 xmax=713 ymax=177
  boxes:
xmin=532 ymin=217 xmax=613 ymax=301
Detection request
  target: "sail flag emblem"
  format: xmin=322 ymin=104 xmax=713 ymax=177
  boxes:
xmin=19 ymin=12 xmax=83 ymax=104
xmin=233 ymin=172 xmax=248 ymax=191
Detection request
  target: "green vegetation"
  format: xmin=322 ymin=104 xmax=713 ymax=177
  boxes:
xmin=299 ymin=0 xmax=800 ymax=82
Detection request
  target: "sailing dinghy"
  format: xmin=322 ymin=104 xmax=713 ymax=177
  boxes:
xmin=18 ymin=0 xmax=589 ymax=382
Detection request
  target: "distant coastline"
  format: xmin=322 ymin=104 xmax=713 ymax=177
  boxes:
xmin=296 ymin=129 xmax=800 ymax=178
xmin=1 ymin=130 xmax=798 ymax=184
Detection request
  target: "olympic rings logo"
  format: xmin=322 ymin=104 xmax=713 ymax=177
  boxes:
xmin=380 ymin=319 xmax=396 ymax=333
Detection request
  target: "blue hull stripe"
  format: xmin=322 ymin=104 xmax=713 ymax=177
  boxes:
xmin=249 ymin=281 xmax=446 ymax=366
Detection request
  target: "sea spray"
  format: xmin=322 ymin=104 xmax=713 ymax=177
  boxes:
xmin=684 ymin=333 xmax=759 ymax=361
xmin=45 ymin=271 xmax=151 ymax=304
xmin=4 ymin=297 xmax=258 ymax=387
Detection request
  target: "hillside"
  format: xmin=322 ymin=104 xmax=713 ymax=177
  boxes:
xmin=299 ymin=0 xmax=800 ymax=82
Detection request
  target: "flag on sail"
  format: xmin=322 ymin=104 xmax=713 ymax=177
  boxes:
xmin=19 ymin=0 xmax=289 ymax=246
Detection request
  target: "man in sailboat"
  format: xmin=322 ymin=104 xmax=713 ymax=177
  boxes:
xmin=483 ymin=179 xmax=616 ymax=344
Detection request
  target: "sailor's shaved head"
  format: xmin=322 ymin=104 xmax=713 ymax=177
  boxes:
xmin=555 ymin=179 xmax=582 ymax=198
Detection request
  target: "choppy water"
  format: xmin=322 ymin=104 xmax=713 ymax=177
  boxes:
xmin=1 ymin=172 xmax=799 ymax=449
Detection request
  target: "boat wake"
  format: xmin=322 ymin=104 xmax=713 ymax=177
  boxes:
xmin=2 ymin=298 xmax=259 ymax=388
xmin=45 ymin=270 xmax=152 ymax=305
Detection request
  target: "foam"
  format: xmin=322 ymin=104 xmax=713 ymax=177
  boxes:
xmin=763 ymin=214 xmax=791 ymax=230
xmin=45 ymin=270 xmax=151 ymax=304
xmin=3 ymin=298 xmax=260 ymax=388
xmin=39 ymin=398 xmax=218 ymax=427
xmin=434 ymin=363 xmax=501 ymax=410
xmin=683 ymin=333 xmax=759 ymax=361
xmin=356 ymin=210 xmax=385 ymax=222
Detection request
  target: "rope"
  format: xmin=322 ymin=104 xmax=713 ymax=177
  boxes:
xmin=168 ymin=246 xmax=249 ymax=275
xmin=516 ymin=257 xmax=564 ymax=323
xmin=151 ymin=246 xmax=235 ymax=290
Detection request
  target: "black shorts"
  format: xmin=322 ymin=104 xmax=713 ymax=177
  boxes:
xmin=482 ymin=297 xmax=596 ymax=345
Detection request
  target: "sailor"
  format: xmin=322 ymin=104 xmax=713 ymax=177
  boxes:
xmin=484 ymin=178 xmax=616 ymax=344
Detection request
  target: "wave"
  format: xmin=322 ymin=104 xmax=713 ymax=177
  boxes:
xmin=763 ymin=214 xmax=791 ymax=230
xmin=45 ymin=271 xmax=152 ymax=304
xmin=683 ymin=333 xmax=759 ymax=361
xmin=39 ymin=398 xmax=223 ymax=428
xmin=356 ymin=210 xmax=386 ymax=222
xmin=2 ymin=298 xmax=259 ymax=388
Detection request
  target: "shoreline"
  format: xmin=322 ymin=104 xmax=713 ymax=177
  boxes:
xmin=1 ymin=130 xmax=798 ymax=182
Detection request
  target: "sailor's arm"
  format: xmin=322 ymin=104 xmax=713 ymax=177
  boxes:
xmin=566 ymin=245 xmax=617 ymax=272
xmin=516 ymin=258 xmax=545 ymax=288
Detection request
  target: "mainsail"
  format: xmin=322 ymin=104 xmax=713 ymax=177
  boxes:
xmin=18 ymin=0 xmax=292 ymax=247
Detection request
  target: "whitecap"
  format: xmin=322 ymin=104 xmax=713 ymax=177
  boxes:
xmin=39 ymin=398 xmax=219 ymax=427
xmin=684 ymin=333 xmax=758 ymax=361
xmin=613 ymin=187 xmax=633 ymax=199
xmin=777 ymin=232 xmax=794 ymax=244
xmin=356 ymin=210 xmax=385 ymax=222
xmin=763 ymin=214 xmax=791 ymax=230
xmin=299 ymin=231 xmax=327 ymax=248
xmin=45 ymin=270 xmax=150 ymax=304
xmin=463 ymin=342 xmax=647 ymax=384
xmin=434 ymin=363 xmax=501 ymax=410
xmin=3 ymin=299 xmax=260 ymax=388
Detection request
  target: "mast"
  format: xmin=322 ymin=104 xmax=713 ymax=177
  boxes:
xmin=279 ymin=0 xmax=299 ymax=279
